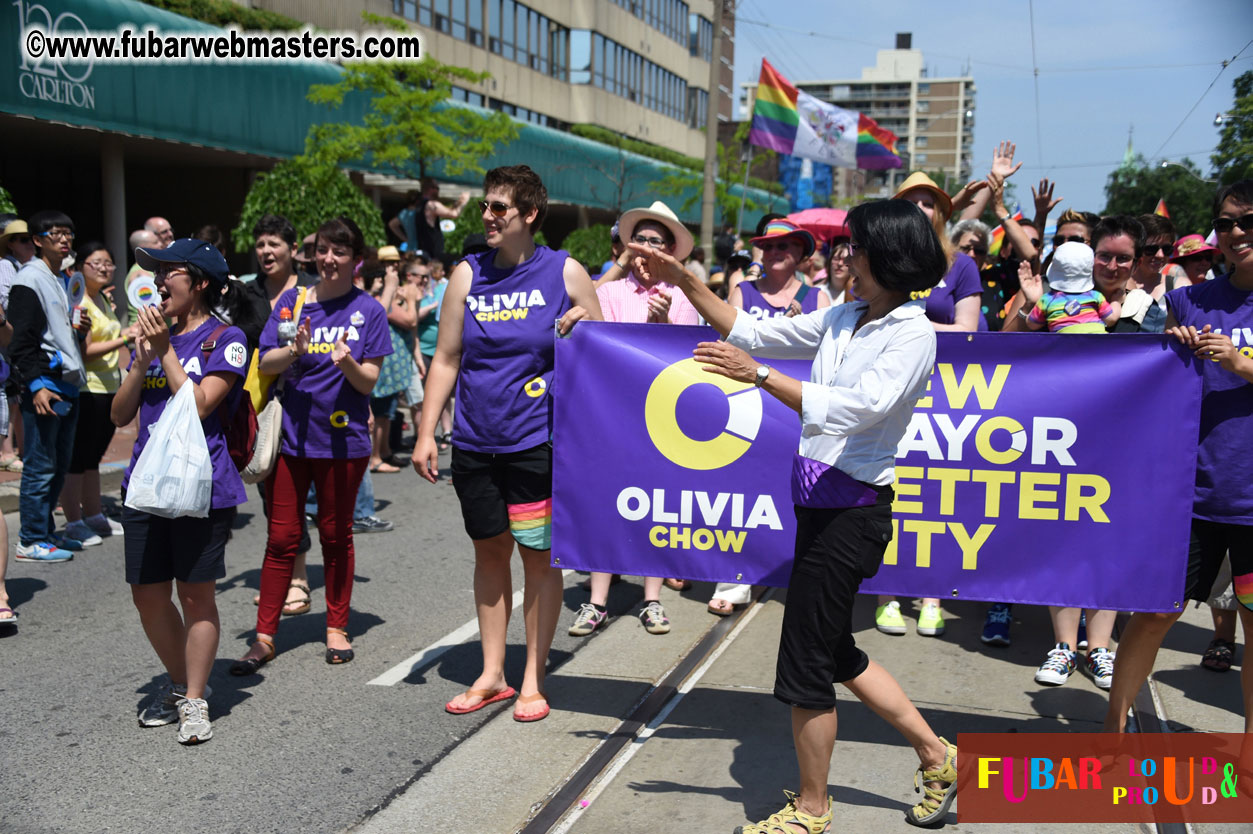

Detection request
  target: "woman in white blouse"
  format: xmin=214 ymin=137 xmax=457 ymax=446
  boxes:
xmin=629 ymin=200 xmax=959 ymax=830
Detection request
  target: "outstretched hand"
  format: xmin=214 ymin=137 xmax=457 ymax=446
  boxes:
xmin=1032 ymin=178 xmax=1062 ymax=216
xmin=331 ymin=334 xmax=352 ymax=366
xmin=991 ymin=141 xmax=1022 ymax=180
xmin=627 ymin=241 xmax=690 ymax=287
xmin=693 ymin=340 xmax=757 ymax=384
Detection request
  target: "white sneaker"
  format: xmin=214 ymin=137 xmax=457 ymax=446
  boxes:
xmin=1034 ymin=643 xmax=1077 ymax=686
xmin=176 ymin=697 xmax=212 ymax=744
xmin=62 ymin=521 xmax=103 ymax=547
xmin=85 ymin=513 xmax=124 ymax=537
xmin=139 ymin=682 xmax=213 ymax=727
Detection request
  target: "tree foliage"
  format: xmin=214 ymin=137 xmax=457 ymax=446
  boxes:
xmin=231 ymin=157 xmax=386 ymax=254
xmin=560 ymin=224 xmax=613 ymax=270
xmin=0 ymin=183 xmax=16 ymax=216
xmin=138 ymin=0 xmax=301 ymax=30
xmin=1103 ymin=155 xmax=1213 ymax=236
xmin=1212 ymin=70 xmax=1253 ymax=186
xmin=304 ymin=14 xmax=518 ymax=181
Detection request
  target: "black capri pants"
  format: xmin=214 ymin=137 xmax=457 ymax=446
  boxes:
xmin=69 ymin=391 xmax=117 ymax=474
xmin=774 ymin=492 xmax=894 ymax=711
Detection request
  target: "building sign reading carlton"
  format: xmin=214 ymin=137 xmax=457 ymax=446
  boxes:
xmin=14 ymin=0 xmax=97 ymax=110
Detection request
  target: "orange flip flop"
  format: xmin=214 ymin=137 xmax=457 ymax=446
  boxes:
xmin=445 ymin=686 xmax=516 ymax=715
xmin=513 ymin=692 xmax=550 ymax=723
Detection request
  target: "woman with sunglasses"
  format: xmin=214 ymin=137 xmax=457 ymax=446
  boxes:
xmin=1170 ymin=235 xmax=1218 ymax=285
xmin=627 ymin=199 xmax=959 ymax=830
xmin=1113 ymin=214 xmax=1178 ymax=333
xmin=414 ymin=165 xmax=601 ymax=723
xmin=112 ymin=238 xmax=253 ymax=745
xmin=1106 ymin=180 xmax=1253 ymax=737
xmin=61 ymin=241 xmax=136 ymax=547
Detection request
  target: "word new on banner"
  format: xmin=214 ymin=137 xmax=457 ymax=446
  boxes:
xmin=551 ymin=323 xmax=1202 ymax=612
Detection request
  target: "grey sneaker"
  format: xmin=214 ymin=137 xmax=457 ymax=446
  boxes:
xmin=176 ymin=697 xmax=212 ymax=744
xmin=140 ymin=682 xmax=213 ymax=727
xmin=639 ymin=601 xmax=671 ymax=635
xmin=568 ymin=602 xmax=608 ymax=636
xmin=352 ymin=516 xmax=394 ymax=534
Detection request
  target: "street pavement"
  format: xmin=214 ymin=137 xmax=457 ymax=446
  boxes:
xmin=1 ymin=447 xmax=1247 ymax=834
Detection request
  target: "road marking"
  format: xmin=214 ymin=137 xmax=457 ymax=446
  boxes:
xmin=549 ymin=590 xmax=773 ymax=834
xmin=368 ymin=569 xmax=573 ymax=687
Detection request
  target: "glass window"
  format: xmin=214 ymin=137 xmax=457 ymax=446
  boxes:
xmin=488 ymin=0 xmax=500 ymax=51
xmin=468 ymin=0 xmax=483 ymax=45
xmin=516 ymin=6 xmax=529 ymax=62
xmin=550 ymin=25 xmax=567 ymax=81
xmin=570 ymin=29 xmax=590 ymax=84
xmin=434 ymin=0 xmax=450 ymax=33
xmin=501 ymin=0 xmax=515 ymax=60
xmin=916 ymin=100 xmax=930 ymax=113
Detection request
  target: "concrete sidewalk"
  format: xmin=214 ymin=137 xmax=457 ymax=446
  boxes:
xmin=353 ymin=586 xmax=1247 ymax=834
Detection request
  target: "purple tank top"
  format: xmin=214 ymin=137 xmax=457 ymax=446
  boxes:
xmin=454 ymin=245 xmax=572 ymax=453
xmin=738 ymin=278 xmax=822 ymax=319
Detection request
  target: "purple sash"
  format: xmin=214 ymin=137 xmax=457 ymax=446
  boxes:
xmin=791 ymin=452 xmax=883 ymax=509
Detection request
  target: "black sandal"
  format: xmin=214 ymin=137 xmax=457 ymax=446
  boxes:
xmin=1201 ymin=638 xmax=1235 ymax=672
xmin=326 ymin=628 xmax=354 ymax=665
xmin=230 ymin=637 xmax=276 ymax=676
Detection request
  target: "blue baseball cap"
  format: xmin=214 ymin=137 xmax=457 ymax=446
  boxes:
xmin=135 ymin=237 xmax=229 ymax=285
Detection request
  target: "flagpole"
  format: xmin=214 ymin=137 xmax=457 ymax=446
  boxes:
xmin=736 ymin=143 xmax=754 ymax=237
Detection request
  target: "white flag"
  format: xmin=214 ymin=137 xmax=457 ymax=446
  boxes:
xmin=794 ymin=91 xmax=859 ymax=169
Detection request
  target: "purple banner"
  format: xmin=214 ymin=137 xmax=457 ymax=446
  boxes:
xmin=553 ymin=324 xmax=1202 ymax=612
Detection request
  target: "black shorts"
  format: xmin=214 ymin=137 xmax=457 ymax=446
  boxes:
xmin=450 ymin=442 xmax=552 ymax=549
xmin=1183 ymin=519 xmax=1253 ymax=611
xmin=370 ymin=393 xmax=399 ymax=419
xmin=123 ymin=505 xmax=236 ymax=585
xmin=69 ymin=391 xmax=117 ymax=474
xmin=775 ymin=499 xmax=894 ymax=711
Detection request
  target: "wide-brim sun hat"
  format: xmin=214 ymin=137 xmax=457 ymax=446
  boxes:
xmin=750 ymin=219 xmax=816 ymax=259
xmin=1045 ymin=241 xmax=1095 ymax=293
xmin=892 ymin=171 xmax=954 ymax=221
xmin=0 ymin=219 xmax=29 ymax=256
xmin=618 ymin=201 xmax=694 ymax=262
xmin=377 ymin=245 xmax=401 ymax=262
xmin=135 ymin=237 xmax=230 ymax=285
xmin=1170 ymin=234 xmax=1218 ymax=263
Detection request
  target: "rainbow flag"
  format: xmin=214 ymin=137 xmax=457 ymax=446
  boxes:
xmin=1154 ymin=198 xmax=1170 ymax=218
xmin=988 ymin=209 xmax=1024 ymax=258
xmin=748 ymin=59 xmax=901 ymax=170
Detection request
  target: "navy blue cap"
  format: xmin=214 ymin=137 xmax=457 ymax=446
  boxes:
xmin=135 ymin=238 xmax=229 ymax=285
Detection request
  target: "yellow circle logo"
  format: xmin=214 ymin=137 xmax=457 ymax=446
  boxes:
xmin=524 ymin=377 xmax=547 ymax=398
xmin=329 ymin=410 xmax=349 ymax=428
xmin=644 ymin=358 xmax=762 ymax=471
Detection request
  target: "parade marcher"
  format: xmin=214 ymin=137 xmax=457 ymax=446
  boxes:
xmin=61 ymin=241 xmax=134 ymax=546
xmin=414 ymin=165 xmax=601 ymax=722
xmin=113 ymin=238 xmax=251 ymax=744
xmin=232 ymin=216 xmax=392 ymax=674
xmin=1104 ymin=180 xmax=1253 ymax=736
xmin=8 ymin=210 xmax=86 ymax=562
xmin=570 ymin=200 xmax=697 ymax=639
xmin=1171 ymin=234 xmax=1218 ymax=285
xmin=1114 ymin=214 xmax=1177 ymax=333
xmin=630 ymin=198 xmax=959 ymax=829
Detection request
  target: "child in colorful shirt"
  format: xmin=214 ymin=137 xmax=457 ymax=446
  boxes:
xmin=1026 ymin=242 xmax=1120 ymax=333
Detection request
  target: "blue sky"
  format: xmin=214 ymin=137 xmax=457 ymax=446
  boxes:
xmin=730 ymin=0 xmax=1252 ymax=215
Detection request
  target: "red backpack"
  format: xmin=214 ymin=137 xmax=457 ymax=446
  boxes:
xmin=201 ymin=323 xmax=258 ymax=472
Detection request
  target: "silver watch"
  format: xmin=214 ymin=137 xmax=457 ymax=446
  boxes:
xmin=754 ymin=365 xmax=770 ymax=387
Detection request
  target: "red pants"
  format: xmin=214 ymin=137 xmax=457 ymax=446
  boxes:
xmin=257 ymin=454 xmax=368 ymax=636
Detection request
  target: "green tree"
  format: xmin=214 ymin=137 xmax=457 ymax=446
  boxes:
xmin=304 ymin=13 xmax=519 ymax=181
xmin=654 ymin=124 xmax=776 ymax=233
xmin=559 ymin=224 xmax=614 ymax=270
xmin=1212 ymin=69 xmax=1253 ymax=185
xmin=0 ymin=183 xmax=16 ymax=216
xmin=1103 ymin=155 xmax=1213 ymax=236
xmin=232 ymin=157 xmax=386 ymax=254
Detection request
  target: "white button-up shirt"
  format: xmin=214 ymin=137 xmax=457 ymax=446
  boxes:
xmin=726 ymin=299 xmax=936 ymax=486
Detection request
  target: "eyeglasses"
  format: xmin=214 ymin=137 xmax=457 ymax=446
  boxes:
xmin=631 ymin=234 xmax=668 ymax=248
xmin=1212 ymin=213 xmax=1253 ymax=234
xmin=40 ymin=229 xmax=74 ymax=241
xmin=479 ymin=200 xmax=513 ymax=218
xmin=408 ymin=272 xmax=430 ymax=280
xmin=1094 ymin=251 xmax=1135 ymax=267
xmin=84 ymin=260 xmax=116 ymax=271
xmin=153 ymin=264 xmax=188 ymax=280
xmin=1052 ymin=234 xmax=1087 ymax=247
xmin=959 ymin=244 xmax=988 ymax=256
xmin=758 ymin=241 xmax=795 ymax=252
xmin=1143 ymin=243 xmax=1174 ymax=257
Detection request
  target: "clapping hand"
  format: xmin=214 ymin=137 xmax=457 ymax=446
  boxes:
xmin=292 ymin=317 xmax=312 ymax=357
xmin=331 ymin=334 xmax=352 ymax=366
xmin=1018 ymin=260 xmax=1043 ymax=306
xmin=646 ymin=291 xmax=672 ymax=323
xmin=136 ymin=304 xmax=170 ymax=356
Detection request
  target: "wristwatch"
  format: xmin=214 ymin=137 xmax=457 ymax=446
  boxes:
xmin=1017 ymin=307 xmax=1030 ymax=321
xmin=754 ymin=365 xmax=770 ymax=387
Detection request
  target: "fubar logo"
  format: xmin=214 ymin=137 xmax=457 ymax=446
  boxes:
xmin=644 ymin=358 xmax=762 ymax=471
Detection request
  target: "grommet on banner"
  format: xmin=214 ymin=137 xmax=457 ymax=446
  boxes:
xmin=951 ymin=589 xmax=959 ymax=597
xmin=553 ymin=558 xmax=560 ymax=565
xmin=736 ymin=573 xmax=743 ymax=580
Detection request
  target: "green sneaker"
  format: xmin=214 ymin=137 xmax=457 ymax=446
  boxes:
xmin=735 ymin=789 xmax=832 ymax=834
xmin=916 ymin=603 xmax=946 ymax=637
xmin=875 ymin=600 xmax=907 ymax=635
xmin=906 ymin=737 xmax=958 ymax=826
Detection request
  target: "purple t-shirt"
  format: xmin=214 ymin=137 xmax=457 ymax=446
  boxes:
xmin=737 ymin=278 xmax=822 ymax=319
xmin=454 ymin=246 xmax=572 ymax=453
xmin=122 ymin=318 xmax=249 ymax=510
xmin=915 ymin=253 xmax=981 ymax=326
xmin=260 ymin=286 xmax=393 ymax=459
xmin=1166 ymin=277 xmax=1253 ymax=524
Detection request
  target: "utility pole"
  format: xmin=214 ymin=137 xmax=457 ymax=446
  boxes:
xmin=700 ymin=0 xmax=729 ymax=253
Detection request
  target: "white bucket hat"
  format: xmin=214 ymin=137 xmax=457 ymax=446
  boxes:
xmin=1046 ymin=241 xmax=1095 ymax=293
xmin=617 ymin=201 xmax=694 ymax=262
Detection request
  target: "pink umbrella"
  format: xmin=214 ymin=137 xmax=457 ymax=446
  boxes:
xmin=786 ymin=208 xmax=848 ymax=242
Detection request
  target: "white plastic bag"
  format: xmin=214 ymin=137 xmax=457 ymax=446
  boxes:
xmin=124 ymin=383 xmax=213 ymax=518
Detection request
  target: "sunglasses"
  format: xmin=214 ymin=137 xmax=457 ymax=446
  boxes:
xmin=1052 ymin=234 xmax=1087 ymax=247
xmin=959 ymin=244 xmax=988 ymax=256
xmin=1212 ymin=213 xmax=1253 ymax=234
xmin=632 ymin=234 xmax=668 ymax=248
xmin=153 ymin=264 xmax=189 ymax=280
xmin=1143 ymin=243 xmax=1174 ymax=257
xmin=758 ymin=241 xmax=795 ymax=252
xmin=8 ymin=235 xmax=31 ymax=245
xmin=479 ymin=200 xmax=513 ymax=218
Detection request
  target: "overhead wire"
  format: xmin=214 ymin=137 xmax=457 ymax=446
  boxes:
xmin=1148 ymin=38 xmax=1253 ymax=162
xmin=1027 ymin=0 xmax=1043 ymax=170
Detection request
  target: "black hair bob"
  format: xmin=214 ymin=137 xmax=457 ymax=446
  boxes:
xmin=846 ymin=200 xmax=947 ymax=294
